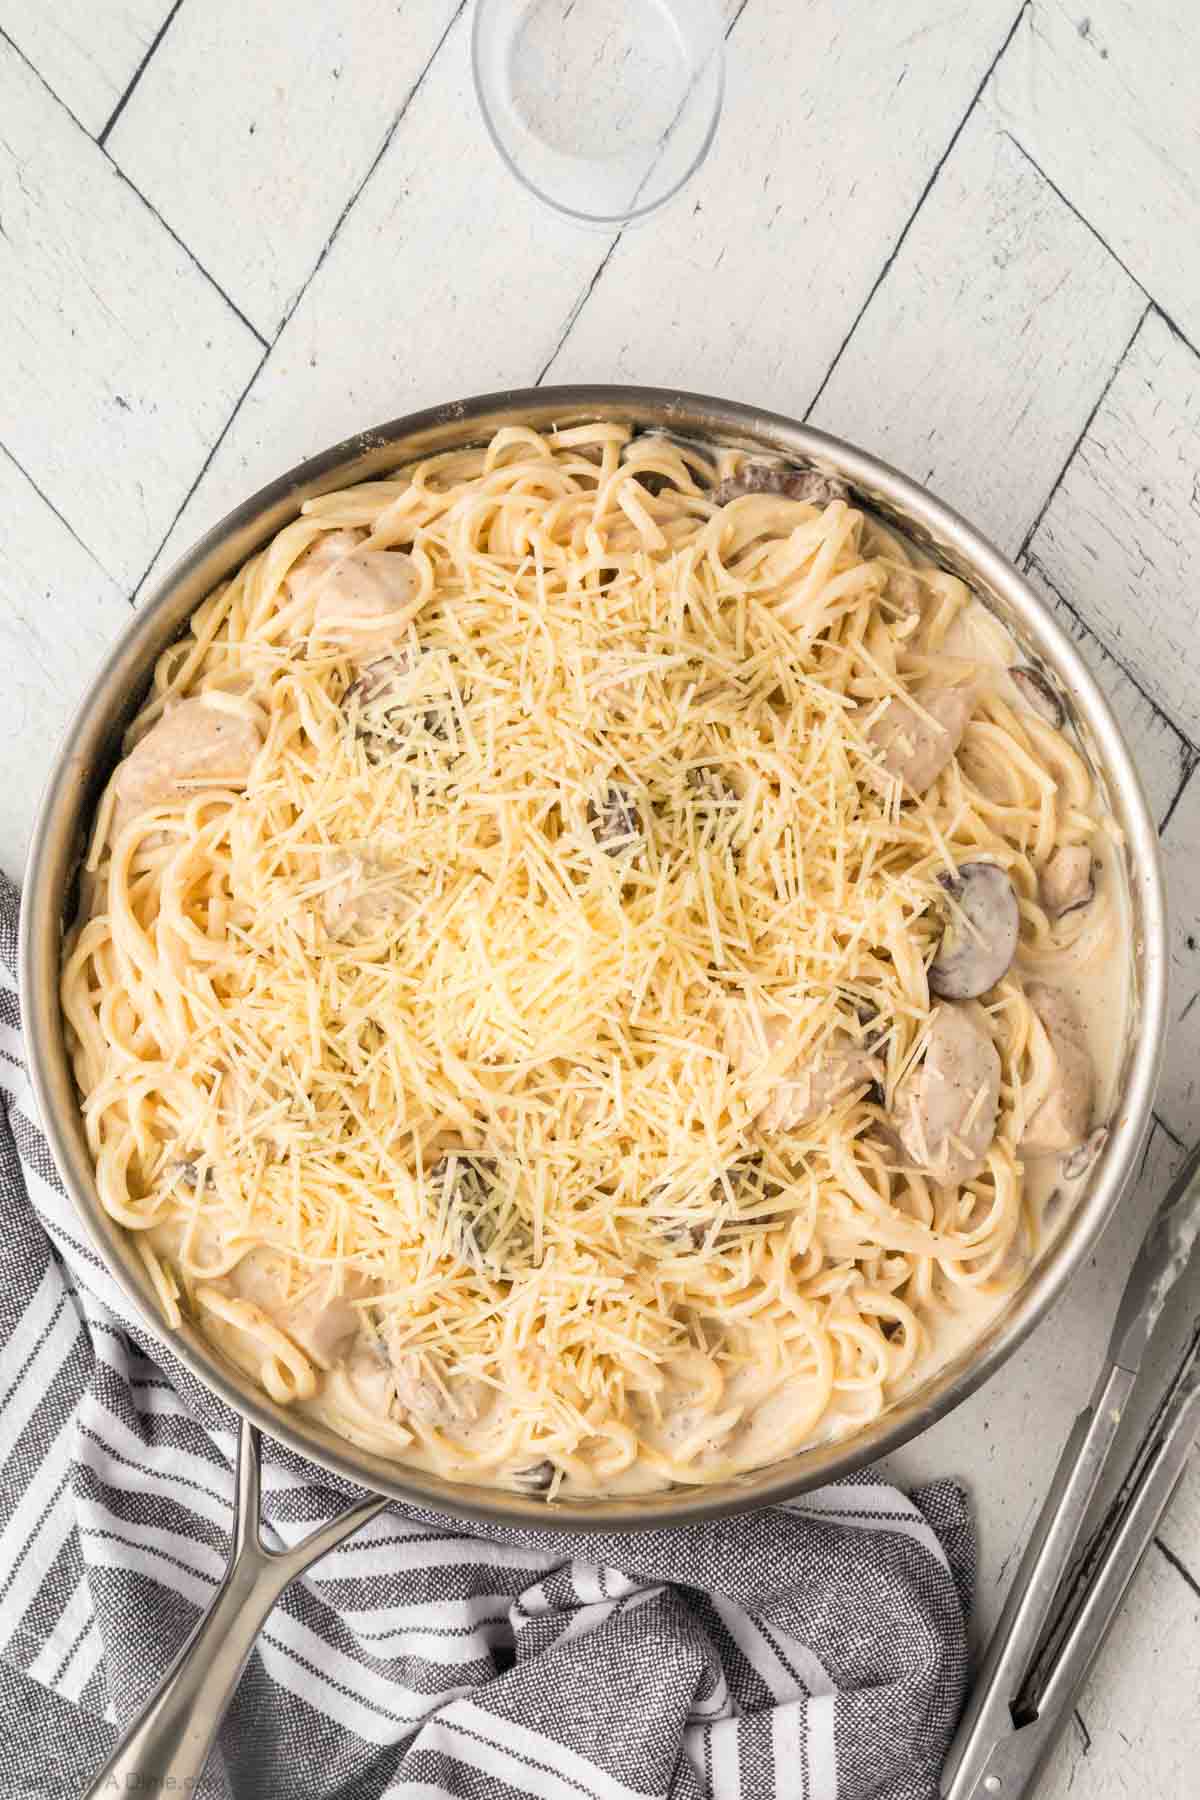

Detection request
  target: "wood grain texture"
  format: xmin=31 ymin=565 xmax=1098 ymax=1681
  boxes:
xmin=0 ymin=37 xmax=262 ymax=592
xmin=1159 ymin=1452 xmax=1200 ymax=1579
xmin=1023 ymin=310 xmax=1200 ymax=747
xmin=0 ymin=0 xmax=173 ymax=134
xmin=547 ymin=0 xmax=1018 ymax=413
xmin=0 ymin=449 xmax=131 ymax=882
xmin=993 ymin=0 xmax=1200 ymax=345
xmin=105 ymin=0 xmax=462 ymax=339
xmin=809 ymin=104 xmax=1145 ymax=555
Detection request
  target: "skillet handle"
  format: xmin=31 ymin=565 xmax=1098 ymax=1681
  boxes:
xmin=83 ymin=1419 xmax=388 ymax=1799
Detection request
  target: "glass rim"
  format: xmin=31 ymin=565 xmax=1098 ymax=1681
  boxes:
xmin=470 ymin=0 xmax=726 ymax=228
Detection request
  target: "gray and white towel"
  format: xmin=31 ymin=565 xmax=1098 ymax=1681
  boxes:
xmin=0 ymin=872 xmax=973 ymax=1800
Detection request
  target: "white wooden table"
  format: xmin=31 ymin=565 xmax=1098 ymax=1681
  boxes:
xmin=2 ymin=3 xmax=1198 ymax=1791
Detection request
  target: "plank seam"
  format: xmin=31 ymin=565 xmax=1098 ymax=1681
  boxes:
xmin=126 ymin=348 xmax=268 ymax=604
xmin=0 ymin=19 xmax=266 ymax=351
xmin=1014 ymin=300 xmax=1150 ymax=568
xmin=263 ymin=0 xmax=470 ymax=343
xmin=1002 ymin=131 xmax=1200 ymax=369
xmin=105 ymin=163 xmax=269 ymax=349
xmin=1152 ymin=1113 xmax=1186 ymax=1152
xmin=0 ymin=442 xmax=120 ymax=588
xmin=1155 ymin=1538 xmax=1200 ymax=1604
xmin=535 ymin=0 xmax=755 ymax=386
xmin=536 ymin=236 xmax=624 ymax=386
xmin=802 ymin=0 xmax=1031 ymax=422
xmin=127 ymin=1 xmax=469 ymax=602
xmin=1020 ymin=549 xmax=1197 ymax=773
xmin=97 ymin=0 xmax=186 ymax=148
xmin=1157 ymin=762 xmax=1198 ymax=840
xmin=0 ymin=22 xmax=90 ymax=135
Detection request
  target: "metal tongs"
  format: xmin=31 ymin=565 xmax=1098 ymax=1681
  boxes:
xmin=943 ymin=1141 xmax=1200 ymax=1798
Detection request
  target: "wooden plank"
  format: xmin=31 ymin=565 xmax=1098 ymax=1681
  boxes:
xmin=808 ymin=105 xmax=1145 ymax=556
xmin=0 ymin=36 xmax=263 ymax=593
xmin=1025 ymin=310 xmax=1200 ymax=747
xmin=133 ymin=8 xmax=635 ymax=593
xmin=547 ymin=0 xmax=1018 ymax=413
xmin=993 ymin=0 xmax=1200 ymax=347
xmin=1020 ymin=556 xmax=1193 ymax=832
xmin=1037 ymin=1543 xmax=1200 ymax=1799
xmin=106 ymin=0 xmax=462 ymax=339
xmin=1158 ymin=1456 xmax=1200 ymax=1582
xmin=1156 ymin=770 xmax=1200 ymax=1144
xmin=0 ymin=0 xmax=173 ymax=136
xmin=0 ymin=449 xmax=130 ymax=881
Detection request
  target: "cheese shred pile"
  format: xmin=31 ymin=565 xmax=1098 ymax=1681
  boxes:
xmin=61 ymin=423 xmax=1115 ymax=1496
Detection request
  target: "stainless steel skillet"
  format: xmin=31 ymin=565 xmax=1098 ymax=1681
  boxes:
xmin=17 ymin=386 xmax=1168 ymax=1789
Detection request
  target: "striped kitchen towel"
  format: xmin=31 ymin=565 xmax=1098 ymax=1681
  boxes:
xmin=0 ymin=871 xmax=973 ymax=1800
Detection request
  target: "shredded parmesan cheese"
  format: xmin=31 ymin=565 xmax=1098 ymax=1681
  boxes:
xmin=60 ymin=424 xmax=1119 ymax=1497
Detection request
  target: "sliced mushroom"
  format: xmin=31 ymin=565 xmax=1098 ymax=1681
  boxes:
xmin=712 ymin=462 xmax=849 ymax=508
xmin=342 ymin=651 xmax=414 ymax=717
xmin=512 ymin=1460 xmax=556 ymax=1493
xmin=1010 ymin=666 xmax=1064 ymax=729
xmin=168 ymin=1158 xmax=214 ymax=1193
xmin=863 ymin=685 xmax=974 ymax=797
xmin=1040 ymin=845 xmax=1095 ymax=920
xmin=321 ymin=849 xmax=408 ymax=941
xmin=896 ymin=1001 xmax=1001 ymax=1185
xmin=667 ymin=1155 xmax=785 ymax=1248
xmin=1061 ymin=1125 xmax=1108 ymax=1182
xmin=388 ymin=1347 xmax=483 ymax=1430
xmin=1022 ymin=983 xmax=1093 ymax=1156
xmin=588 ymin=784 xmax=644 ymax=856
xmin=929 ymin=863 xmax=1020 ymax=1000
xmin=111 ymin=697 xmax=264 ymax=839
xmin=309 ymin=547 xmax=421 ymax=662
xmin=726 ymin=1009 xmax=883 ymax=1132
xmin=432 ymin=1152 xmax=531 ymax=1269
xmin=342 ymin=648 xmax=463 ymax=763
xmin=686 ymin=764 xmax=740 ymax=844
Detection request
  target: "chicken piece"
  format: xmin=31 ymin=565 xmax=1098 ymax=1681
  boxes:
xmin=283 ymin=529 xmax=366 ymax=610
xmin=111 ymin=697 xmax=263 ymax=839
xmin=1022 ymin=983 xmax=1093 ymax=1156
xmin=388 ymin=1346 xmax=483 ymax=1431
xmin=225 ymin=1250 xmax=365 ymax=1370
xmin=1039 ymin=846 xmax=1094 ymax=920
xmin=896 ymin=1002 xmax=1001 ymax=1185
xmin=726 ymin=1009 xmax=881 ymax=1132
xmin=342 ymin=1336 xmax=395 ymax=1413
xmin=309 ymin=548 xmax=420 ymax=662
xmin=864 ymin=686 xmax=974 ymax=797
xmin=321 ymin=850 xmax=408 ymax=940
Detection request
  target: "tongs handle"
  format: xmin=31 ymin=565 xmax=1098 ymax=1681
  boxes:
xmin=83 ymin=1421 xmax=386 ymax=1798
xmin=941 ymin=1359 xmax=1135 ymax=1799
xmin=944 ymin=1140 xmax=1200 ymax=1799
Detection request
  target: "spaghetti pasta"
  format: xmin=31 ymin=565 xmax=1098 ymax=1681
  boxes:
xmin=60 ymin=424 xmax=1126 ymax=1496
